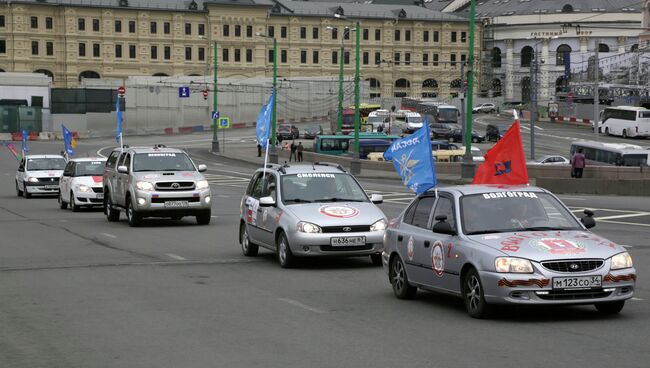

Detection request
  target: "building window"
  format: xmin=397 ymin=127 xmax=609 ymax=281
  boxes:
xmin=405 ymin=52 xmax=411 ymax=65
xmin=394 ymin=30 xmax=400 ymax=41
xmin=313 ymin=27 xmax=318 ymax=39
xmin=461 ymin=54 xmax=466 ymax=64
xmin=0 ymin=40 xmax=5 ymax=54
xmin=164 ymin=46 xmax=171 ymax=60
xmin=268 ymin=26 xmax=274 ymax=38
xmin=556 ymin=44 xmax=572 ymax=65
xmin=234 ymin=25 xmax=241 ymax=37
xmin=344 ymin=51 xmax=350 ymax=64
xmin=115 ymin=20 xmax=122 ymax=33
xmin=423 ymin=31 xmax=429 ymax=42
xmin=363 ymin=28 xmax=368 ymax=41
xmin=129 ymin=21 xmax=136 ymax=33
xmin=92 ymin=19 xmax=100 ymax=32
xmin=0 ymin=15 xmax=5 ymax=28
xmin=115 ymin=44 xmax=122 ymax=58
xmin=450 ymin=54 xmax=457 ymax=67
xmin=31 ymin=16 xmax=38 ymax=29
xmin=185 ymin=23 xmax=191 ymax=35
xmin=223 ymin=24 xmax=229 ymax=37
xmin=246 ymin=25 xmax=253 ymax=38
xmin=246 ymin=49 xmax=252 ymax=62
xmin=198 ymin=24 xmax=205 ymax=36
xmin=461 ymin=31 xmax=467 ymax=42
xmin=405 ymin=30 xmax=411 ymax=42
xmin=78 ymin=43 xmax=85 ymax=57
xmin=433 ymin=31 xmax=439 ymax=42
xmin=344 ymin=29 xmax=350 ymax=40
xmin=185 ymin=47 xmax=192 ymax=60
xmin=281 ymin=49 xmax=287 ymax=63
xmin=281 ymin=26 xmax=287 ymax=38
xmin=451 ymin=31 xmax=457 ymax=42
xmin=313 ymin=50 xmax=319 ymax=64
xmin=300 ymin=27 xmax=306 ymax=39
xmin=46 ymin=17 xmax=53 ymax=30
xmin=150 ymin=22 xmax=157 ymax=34
xmin=521 ymin=46 xmax=533 ymax=67
xmin=93 ymin=43 xmax=100 ymax=57
xmin=222 ymin=48 xmax=229 ymax=62
xmin=129 ymin=44 xmax=136 ymax=59
xmin=491 ymin=47 xmax=502 ymax=68
xmin=332 ymin=27 xmax=338 ymax=39
xmin=198 ymin=47 xmax=205 ymax=61
xmin=363 ymin=51 xmax=369 ymax=65
xmin=300 ymin=50 xmax=307 ymax=64
xmin=375 ymin=29 xmax=381 ymax=41
xmin=433 ymin=53 xmax=439 ymax=66
xmin=234 ymin=48 xmax=241 ymax=62
xmin=78 ymin=18 xmax=85 ymax=31
xmin=375 ymin=52 xmax=381 ymax=65
xmin=423 ymin=53 xmax=428 ymax=66
xmin=32 ymin=41 xmax=39 ymax=55
xmin=332 ymin=50 xmax=338 ymax=64
xmin=151 ymin=45 xmax=157 ymax=59
xmin=268 ymin=49 xmax=274 ymax=63
xmin=46 ymin=41 xmax=53 ymax=56
xmin=164 ymin=22 xmax=170 ymax=34
xmin=394 ymin=52 xmax=400 ymax=65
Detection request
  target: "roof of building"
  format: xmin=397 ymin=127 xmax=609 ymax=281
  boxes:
xmin=423 ymin=0 xmax=453 ymax=12
xmin=469 ymin=0 xmax=641 ymax=18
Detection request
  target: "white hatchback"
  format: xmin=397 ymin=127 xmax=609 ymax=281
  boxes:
xmin=16 ymin=154 xmax=67 ymax=198
xmin=58 ymin=157 xmax=107 ymax=211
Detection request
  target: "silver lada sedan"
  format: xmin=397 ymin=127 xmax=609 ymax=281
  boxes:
xmin=382 ymin=185 xmax=636 ymax=318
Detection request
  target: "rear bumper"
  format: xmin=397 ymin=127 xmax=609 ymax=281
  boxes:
xmin=286 ymin=230 xmax=384 ymax=257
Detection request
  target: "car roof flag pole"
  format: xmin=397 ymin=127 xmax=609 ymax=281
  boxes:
xmin=116 ymin=91 xmax=123 ymax=148
xmin=21 ymin=129 xmax=28 ymax=160
xmin=256 ymin=90 xmax=275 ymax=180
xmin=383 ymin=124 xmax=437 ymax=195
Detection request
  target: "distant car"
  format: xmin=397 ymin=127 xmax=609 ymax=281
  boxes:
xmin=529 ymin=155 xmax=570 ymax=165
xmin=473 ymin=103 xmax=496 ymax=113
xmin=430 ymin=123 xmax=456 ymax=139
xmin=15 ymin=154 xmax=67 ymax=198
xmin=277 ymin=124 xmax=299 ymax=140
xmin=382 ymin=185 xmax=636 ymax=318
xmin=486 ymin=123 xmax=511 ymax=142
xmin=59 ymin=157 xmax=107 ymax=211
xmin=447 ymin=128 xmax=485 ymax=143
xmin=430 ymin=140 xmax=459 ymax=151
xmin=303 ymin=124 xmax=323 ymax=139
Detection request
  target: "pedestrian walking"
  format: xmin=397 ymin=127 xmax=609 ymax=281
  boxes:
xmin=297 ymin=142 xmax=304 ymax=162
xmin=570 ymin=149 xmax=586 ymax=178
xmin=289 ymin=141 xmax=297 ymax=162
xmin=257 ymin=141 xmax=262 ymax=157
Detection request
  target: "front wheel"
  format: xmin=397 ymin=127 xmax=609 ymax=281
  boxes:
xmin=105 ymin=193 xmax=120 ymax=222
xmin=277 ymin=232 xmax=296 ymax=268
xmin=196 ymin=211 xmax=211 ymax=225
xmin=622 ymin=129 xmax=628 ymax=139
xmin=595 ymin=300 xmax=625 ymax=314
xmin=448 ymin=136 xmax=455 ymax=143
xmin=472 ymin=137 xmax=479 ymax=143
xmin=59 ymin=192 xmax=68 ymax=209
xmin=126 ymin=197 xmax=142 ymax=227
xmin=463 ymin=268 xmax=490 ymax=319
xmin=16 ymin=181 xmax=23 ymax=196
xmin=240 ymin=223 xmax=259 ymax=257
xmin=390 ymin=256 xmax=417 ymax=299
xmin=23 ymin=182 xmax=31 ymax=198
xmin=70 ymin=191 xmax=79 ymax=212
xmin=370 ymin=253 xmax=382 ymax=266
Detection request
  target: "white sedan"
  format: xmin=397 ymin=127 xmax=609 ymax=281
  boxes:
xmin=58 ymin=157 xmax=107 ymax=211
xmin=529 ymin=155 xmax=570 ymax=165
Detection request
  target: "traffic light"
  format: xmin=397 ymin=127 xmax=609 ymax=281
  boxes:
xmin=202 ymin=89 xmax=208 ymax=100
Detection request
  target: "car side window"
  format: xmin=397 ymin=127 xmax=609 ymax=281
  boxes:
xmin=262 ymin=174 xmax=277 ymax=200
xmin=409 ymin=196 xmax=436 ymax=229
xmin=246 ymin=173 xmax=261 ymax=196
xmin=64 ymin=162 xmax=74 ymax=176
xmin=432 ymin=196 xmax=456 ymax=231
xmin=122 ymin=154 xmax=131 ymax=172
xmin=106 ymin=151 xmax=120 ymax=169
xmin=117 ymin=152 xmax=128 ymax=167
xmin=18 ymin=159 xmax=25 ymax=171
xmin=250 ymin=176 xmax=266 ymax=199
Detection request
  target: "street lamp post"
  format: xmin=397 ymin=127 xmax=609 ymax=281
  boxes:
xmin=350 ymin=19 xmax=361 ymax=175
xmin=461 ymin=0 xmax=477 ymax=178
xmin=326 ymin=25 xmax=348 ymax=135
xmin=257 ymin=33 xmax=279 ymax=164
xmin=211 ymin=40 xmax=220 ymax=153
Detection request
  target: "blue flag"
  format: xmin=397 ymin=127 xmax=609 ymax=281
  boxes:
xmin=61 ymin=124 xmax=75 ymax=157
xmin=256 ymin=91 xmax=275 ymax=149
xmin=116 ymin=93 xmax=123 ymax=144
xmin=383 ymin=124 xmax=436 ymax=194
xmin=21 ymin=129 xmax=28 ymax=153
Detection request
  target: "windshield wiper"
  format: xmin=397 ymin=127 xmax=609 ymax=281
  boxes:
xmin=285 ymin=198 xmax=311 ymax=203
xmin=466 ymin=230 xmax=510 ymax=235
xmin=314 ymin=198 xmax=364 ymax=202
xmin=518 ymin=226 xmax=579 ymax=232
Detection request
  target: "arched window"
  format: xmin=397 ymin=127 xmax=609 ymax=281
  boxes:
xmin=367 ymin=78 xmax=381 ymax=89
xmin=520 ymin=46 xmax=533 ymax=67
xmin=450 ymin=79 xmax=462 ymax=89
xmin=79 ymin=70 xmax=100 ymax=81
xmin=491 ymin=47 xmax=502 ymax=68
xmin=153 ymin=73 xmax=169 ymax=77
xmin=562 ymin=4 xmax=573 ymax=13
xmin=598 ymin=43 xmax=610 ymax=52
xmin=556 ymin=44 xmax=572 ymax=65
xmin=422 ymin=79 xmax=438 ymax=98
xmin=422 ymin=79 xmax=438 ymax=89
xmin=492 ymin=79 xmax=502 ymax=97
xmin=34 ymin=69 xmax=54 ymax=79
xmin=395 ymin=78 xmax=410 ymax=88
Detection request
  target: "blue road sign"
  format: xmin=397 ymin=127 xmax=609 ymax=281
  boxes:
xmin=218 ymin=117 xmax=230 ymax=129
xmin=178 ymin=87 xmax=190 ymax=98
xmin=212 ymin=111 xmax=219 ymax=119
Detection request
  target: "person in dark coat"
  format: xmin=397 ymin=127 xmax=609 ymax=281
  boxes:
xmin=289 ymin=141 xmax=297 ymax=162
xmin=570 ymin=149 xmax=586 ymax=178
xmin=297 ymin=142 xmax=304 ymax=162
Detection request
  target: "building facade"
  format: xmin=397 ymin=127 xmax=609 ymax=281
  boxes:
xmin=0 ymin=0 xmax=481 ymax=98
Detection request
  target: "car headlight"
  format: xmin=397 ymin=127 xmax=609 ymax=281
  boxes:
xmin=495 ymin=257 xmax=534 ymax=273
xmin=196 ymin=180 xmax=209 ymax=190
xmin=370 ymin=219 xmax=387 ymax=232
xmin=77 ymin=184 xmax=92 ymax=193
xmin=27 ymin=177 xmax=39 ymax=182
xmin=297 ymin=221 xmax=322 ymax=233
xmin=135 ymin=181 xmax=155 ymax=191
xmin=610 ymin=252 xmax=633 ymax=270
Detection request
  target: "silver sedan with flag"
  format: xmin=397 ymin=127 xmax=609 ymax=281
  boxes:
xmin=382 ymin=185 xmax=636 ymax=318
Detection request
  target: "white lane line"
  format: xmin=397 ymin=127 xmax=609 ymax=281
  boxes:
xmin=210 ymin=215 xmax=219 ymax=218
xmin=101 ymin=233 xmax=117 ymax=239
xmin=216 ymin=195 xmax=230 ymax=198
xmin=594 ymin=212 xmax=650 ymax=221
xmin=558 ymin=196 xmax=587 ymax=201
xmin=631 ymin=297 xmax=644 ymax=301
xmin=621 ymin=245 xmax=634 ymax=248
xmin=165 ymin=253 xmax=186 ymax=261
xmin=96 ymin=146 xmax=115 ymax=158
xmin=277 ymin=298 xmax=326 ymax=314
xmin=598 ymin=219 xmax=650 ymax=227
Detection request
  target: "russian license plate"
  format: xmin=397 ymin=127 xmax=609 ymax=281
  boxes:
xmin=164 ymin=201 xmax=189 ymax=208
xmin=330 ymin=236 xmax=366 ymax=247
xmin=553 ymin=276 xmax=602 ymax=290
xmin=96 ymin=193 xmax=104 ymax=199
xmin=44 ymin=185 xmax=59 ymax=189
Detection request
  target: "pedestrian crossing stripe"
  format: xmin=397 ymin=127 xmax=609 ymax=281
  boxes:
xmin=204 ymin=173 xmax=250 ymax=187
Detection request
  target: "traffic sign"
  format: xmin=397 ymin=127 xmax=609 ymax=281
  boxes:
xmin=178 ymin=87 xmax=190 ymax=98
xmin=218 ymin=117 xmax=230 ymax=129
xmin=212 ymin=111 xmax=219 ymax=120
xmin=117 ymin=86 xmax=125 ymax=96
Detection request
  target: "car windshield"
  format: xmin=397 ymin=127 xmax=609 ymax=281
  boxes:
xmin=408 ymin=116 xmax=423 ymax=124
xmin=278 ymin=125 xmax=291 ymax=132
xmin=133 ymin=152 xmax=195 ymax=172
xmin=281 ymin=173 xmax=368 ymax=204
xmin=305 ymin=125 xmax=320 ymax=132
xmin=26 ymin=158 xmax=66 ymax=171
xmin=75 ymin=161 xmax=105 ymax=176
xmin=438 ymin=108 xmax=457 ymax=122
xmin=461 ymin=192 xmax=582 ymax=235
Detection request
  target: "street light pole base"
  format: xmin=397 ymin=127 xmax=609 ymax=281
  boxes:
xmin=461 ymin=158 xmax=476 ymax=180
xmin=269 ymin=146 xmax=279 ymax=164
xmin=211 ymin=141 xmax=220 ymax=153
xmin=350 ymin=154 xmax=361 ymax=175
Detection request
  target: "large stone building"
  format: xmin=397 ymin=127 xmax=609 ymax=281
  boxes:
xmin=0 ymin=0 xmax=481 ymax=98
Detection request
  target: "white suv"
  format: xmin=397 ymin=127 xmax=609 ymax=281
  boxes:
xmin=472 ymin=103 xmax=496 ymax=113
xmin=58 ymin=157 xmax=107 ymax=211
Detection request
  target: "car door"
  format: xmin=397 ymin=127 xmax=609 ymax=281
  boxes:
xmin=115 ymin=152 xmax=130 ymax=206
xmin=243 ymin=173 xmax=265 ymax=243
xmin=397 ymin=195 xmax=437 ymax=286
xmin=61 ymin=161 xmax=75 ymax=201
xmin=256 ymin=173 xmax=280 ymax=247
xmin=423 ymin=194 xmax=462 ymax=293
xmin=16 ymin=158 xmax=26 ymax=189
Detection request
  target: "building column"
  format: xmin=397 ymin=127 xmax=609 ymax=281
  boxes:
xmin=505 ymin=39 xmax=514 ymax=99
xmin=580 ymin=36 xmax=588 ymax=54
xmin=618 ymin=36 xmax=627 ymax=53
xmin=540 ymin=38 xmax=551 ymax=103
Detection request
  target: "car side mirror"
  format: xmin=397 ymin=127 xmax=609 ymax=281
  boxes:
xmin=259 ymin=196 xmax=276 ymax=207
xmin=18 ymin=167 xmax=24 ymax=172
xmin=197 ymin=164 xmax=207 ymax=172
xmin=370 ymin=193 xmax=383 ymax=204
xmin=117 ymin=165 xmax=128 ymax=174
xmin=63 ymin=171 xmax=71 ymax=177
xmin=581 ymin=209 xmax=596 ymax=229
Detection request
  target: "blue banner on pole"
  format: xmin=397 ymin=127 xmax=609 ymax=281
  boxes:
xmin=383 ymin=125 xmax=436 ymax=194
xmin=21 ymin=129 xmax=28 ymax=153
xmin=255 ymin=92 xmax=275 ymax=149
xmin=61 ymin=124 xmax=75 ymax=157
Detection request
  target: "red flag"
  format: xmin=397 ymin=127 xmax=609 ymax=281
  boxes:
xmin=472 ymin=120 xmax=529 ymax=185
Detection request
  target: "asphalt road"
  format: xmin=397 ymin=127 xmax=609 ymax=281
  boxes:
xmin=1 ymin=137 xmax=649 ymax=368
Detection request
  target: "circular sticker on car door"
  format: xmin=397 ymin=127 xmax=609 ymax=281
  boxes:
xmin=407 ymin=236 xmax=414 ymax=261
xmin=431 ymin=241 xmax=444 ymax=277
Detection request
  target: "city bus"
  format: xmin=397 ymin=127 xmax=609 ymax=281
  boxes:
xmin=569 ymin=141 xmax=649 ymax=167
xmin=401 ymin=98 xmax=459 ymax=124
xmin=314 ymin=133 xmax=400 ymax=156
xmin=330 ymin=104 xmax=382 ymax=135
xmin=599 ymin=106 xmax=650 ymax=138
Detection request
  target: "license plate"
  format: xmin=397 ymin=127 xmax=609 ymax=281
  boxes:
xmin=164 ymin=201 xmax=189 ymax=208
xmin=552 ymin=276 xmax=602 ymax=290
xmin=44 ymin=185 xmax=59 ymax=189
xmin=330 ymin=236 xmax=366 ymax=247
xmin=96 ymin=193 xmax=104 ymax=199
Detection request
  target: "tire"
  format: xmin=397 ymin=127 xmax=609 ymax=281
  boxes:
xmin=472 ymin=137 xmax=479 ymax=143
xmin=605 ymin=127 xmax=610 ymax=135
xmin=70 ymin=191 xmax=79 ymax=212
xmin=448 ymin=136 xmax=455 ymax=143
xmin=105 ymin=192 xmax=120 ymax=222
xmin=16 ymin=181 xmax=23 ymax=197
xmin=370 ymin=253 xmax=382 ymax=266
xmin=58 ymin=192 xmax=68 ymax=209
xmin=196 ymin=211 xmax=211 ymax=225
xmin=463 ymin=268 xmax=490 ymax=319
xmin=126 ymin=197 xmax=142 ymax=227
xmin=595 ymin=300 xmax=625 ymax=314
xmin=23 ymin=182 xmax=31 ymax=198
xmin=622 ymin=129 xmax=628 ymax=139
xmin=240 ymin=222 xmax=259 ymax=257
xmin=276 ymin=232 xmax=296 ymax=268
xmin=390 ymin=256 xmax=417 ymax=299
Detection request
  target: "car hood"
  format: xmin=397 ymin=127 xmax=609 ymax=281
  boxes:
xmin=26 ymin=170 xmax=64 ymax=178
xmin=72 ymin=175 xmax=104 ymax=186
xmin=283 ymin=202 xmax=385 ymax=226
xmin=132 ymin=171 xmax=203 ymax=181
xmin=467 ymin=230 xmax=626 ymax=261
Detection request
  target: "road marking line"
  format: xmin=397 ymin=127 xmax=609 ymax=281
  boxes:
xmin=101 ymin=233 xmax=117 ymax=239
xmin=594 ymin=212 xmax=650 ymax=221
xmin=165 ymin=253 xmax=186 ymax=261
xmin=631 ymin=297 xmax=644 ymax=301
xmin=598 ymin=219 xmax=650 ymax=227
xmin=96 ymin=146 xmax=115 ymax=158
xmin=216 ymin=195 xmax=230 ymax=198
xmin=277 ymin=298 xmax=325 ymax=314
xmin=621 ymin=245 xmax=634 ymax=248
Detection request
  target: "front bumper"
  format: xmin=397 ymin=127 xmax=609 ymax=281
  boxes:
xmin=286 ymin=230 xmax=384 ymax=257
xmin=131 ymin=189 xmax=211 ymax=215
xmin=73 ymin=188 xmax=104 ymax=206
xmin=25 ymin=182 xmax=60 ymax=194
